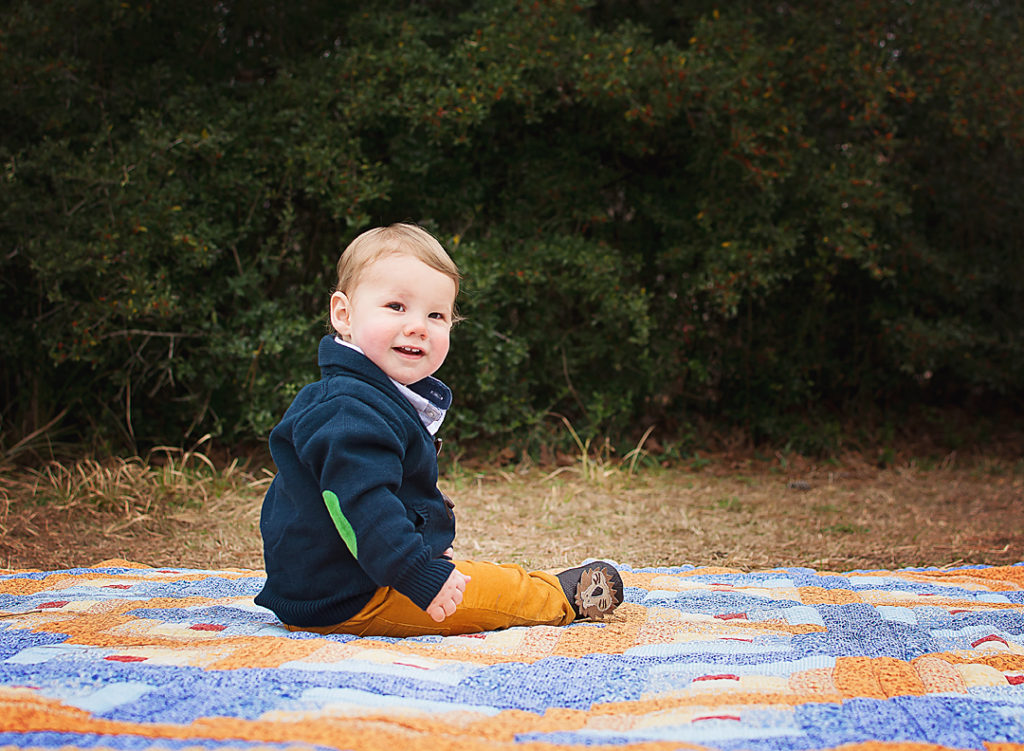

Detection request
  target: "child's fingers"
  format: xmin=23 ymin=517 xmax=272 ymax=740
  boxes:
xmin=427 ymin=598 xmax=452 ymax=622
xmin=424 ymin=568 xmax=472 ymax=622
xmin=431 ymin=598 xmax=458 ymax=622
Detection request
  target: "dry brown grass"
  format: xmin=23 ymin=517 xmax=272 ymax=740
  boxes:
xmin=449 ymin=451 xmax=1024 ymax=572
xmin=2 ymin=440 xmax=1022 ymax=573
xmin=0 ymin=440 xmax=272 ymax=571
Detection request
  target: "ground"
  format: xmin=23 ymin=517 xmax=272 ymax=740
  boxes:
xmin=2 ymin=446 xmax=1021 ymax=573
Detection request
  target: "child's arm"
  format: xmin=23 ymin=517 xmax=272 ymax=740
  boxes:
xmin=296 ymin=397 xmax=456 ymax=611
xmin=425 ymin=567 xmax=471 ymax=622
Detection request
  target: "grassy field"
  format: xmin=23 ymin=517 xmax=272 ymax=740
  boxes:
xmin=2 ymin=440 xmax=1022 ymax=573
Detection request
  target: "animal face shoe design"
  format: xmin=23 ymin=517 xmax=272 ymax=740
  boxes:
xmin=556 ymin=561 xmax=623 ymax=620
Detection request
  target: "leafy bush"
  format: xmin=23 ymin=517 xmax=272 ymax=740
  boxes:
xmin=2 ymin=0 xmax=1022 ymax=455
xmin=444 ymin=233 xmax=652 ymax=440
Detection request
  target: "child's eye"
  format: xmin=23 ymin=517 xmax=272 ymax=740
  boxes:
xmin=428 ymin=312 xmax=448 ymax=321
xmin=386 ymin=302 xmax=404 ymax=312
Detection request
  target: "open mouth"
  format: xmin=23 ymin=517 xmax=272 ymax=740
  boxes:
xmin=394 ymin=346 xmax=424 ymax=357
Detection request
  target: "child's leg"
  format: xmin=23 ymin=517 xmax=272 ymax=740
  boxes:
xmin=288 ymin=560 xmax=576 ymax=638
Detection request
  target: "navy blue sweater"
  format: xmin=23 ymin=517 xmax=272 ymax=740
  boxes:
xmin=254 ymin=336 xmax=456 ymax=627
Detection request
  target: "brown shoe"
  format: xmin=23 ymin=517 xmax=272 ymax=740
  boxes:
xmin=555 ymin=561 xmax=623 ymax=620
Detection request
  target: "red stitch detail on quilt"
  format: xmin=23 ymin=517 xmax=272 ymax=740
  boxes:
xmin=37 ymin=601 xmax=69 ymax=609
xmin=190 ymin=623 xmax=227 ymax=631
xmin=693 ymin=674 xmax=740 ymax=682
xmin=105 ymin=655 xmax=147 ymax=662
xmin=715 ymin=613 xmax=747 ymax=620
xmin=971 ymin=634 xmax=1009 ymax=647
xmin=694 ymin=715 xmax=741 ymax=722
xmin=1007 ymin=675 xmax=1024 ymax=685
xmin=103 ymin=585 xmax=131 ymax=589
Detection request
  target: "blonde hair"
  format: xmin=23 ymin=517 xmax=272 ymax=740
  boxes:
xmin=330 ymin=223 xmax=462 ymax=333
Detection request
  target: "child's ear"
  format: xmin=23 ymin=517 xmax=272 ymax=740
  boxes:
xmin=329 ymin=291 xmax=353 ymax=339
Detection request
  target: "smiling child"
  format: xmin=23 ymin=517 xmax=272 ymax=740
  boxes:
xmin=254 ymin=223 xmax=623 ymax=636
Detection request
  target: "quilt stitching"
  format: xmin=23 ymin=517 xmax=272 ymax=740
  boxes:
xmin=1 ymin=561 xmax=1023 ymax=750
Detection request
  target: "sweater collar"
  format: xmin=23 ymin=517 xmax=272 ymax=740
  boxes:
xmin=328 ymin=336 xmax=451 ymax=435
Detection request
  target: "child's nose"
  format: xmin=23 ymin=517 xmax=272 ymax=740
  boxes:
xmin=405 ymin=316 xmax=428 ymax=336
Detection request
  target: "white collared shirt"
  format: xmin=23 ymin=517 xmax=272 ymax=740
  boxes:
xmin=334 ymin=337 xmax=446 ymax=435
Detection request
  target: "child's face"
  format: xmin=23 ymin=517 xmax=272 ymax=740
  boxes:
xmin=330 ymin=253 xmax=456 ymax=385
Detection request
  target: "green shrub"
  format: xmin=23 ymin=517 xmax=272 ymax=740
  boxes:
xmin=443 ymin=233 xmax=652 ymax=440
xmin=2 ymin=0 xmax=1022 ymax=455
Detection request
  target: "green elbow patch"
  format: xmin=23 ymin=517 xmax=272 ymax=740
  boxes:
xmin=322 ymin=489 xmax=358 ymax=559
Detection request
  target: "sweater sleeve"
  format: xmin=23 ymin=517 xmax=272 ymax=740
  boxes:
xmin=292 ymin=396 xmax=454 ymax=611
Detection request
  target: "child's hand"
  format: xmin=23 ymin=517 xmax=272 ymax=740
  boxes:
xmin=425 ymin=567 xmax=471 ymax=623
xmin=441 ymin=547 xmax=454 ymax=559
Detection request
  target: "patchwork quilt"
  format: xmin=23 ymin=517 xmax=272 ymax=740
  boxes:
xmin=2 ymin=560 xmax=1023 ymax=750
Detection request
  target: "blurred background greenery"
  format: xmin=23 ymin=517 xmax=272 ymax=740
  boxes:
xmin=2 ymin=0 xmax=1021 ymax=458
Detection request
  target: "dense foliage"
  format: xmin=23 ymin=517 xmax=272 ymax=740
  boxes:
xmin=3 ymin=0 xmax=1022 ymax=454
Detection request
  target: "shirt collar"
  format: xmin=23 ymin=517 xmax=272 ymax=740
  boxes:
xmin=334 ymin=336 xmax=447 ymax=435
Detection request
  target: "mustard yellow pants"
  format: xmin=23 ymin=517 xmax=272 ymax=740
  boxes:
xmin=285 ymin=559 xmax=575 ymax=637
